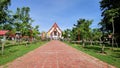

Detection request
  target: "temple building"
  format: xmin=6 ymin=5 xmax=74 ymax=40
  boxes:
xmin=47 ymin=23 xmax=62 ymax=40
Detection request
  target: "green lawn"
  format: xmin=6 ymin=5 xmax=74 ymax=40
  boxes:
xmin=0 ymin=41 xmax=47 ymax=65
xmin=66 ymin=42 xmax=120 ymax=68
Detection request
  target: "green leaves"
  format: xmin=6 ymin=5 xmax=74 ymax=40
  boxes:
xmin=12 ymin=7 xmax=35 ymax=36
xmin=0 ymin=0 xmax=11 ymax=25
xmin=100 ymin=0 xmax=120 ymax=43
xmin=62 ymin=29 xmax=71 ymax=40
xmin=76 ymin=19 xmax=92 ymax=40
xmin=92 ymin=28 xmax=102 ymax=41
xmin=100 ymin=0 xmax=120 ymax=31
xmin=0 ymin=0 xmax=39 ymax=38
xmin=68 ymin=18 xmax=93 ymax=41
xmin=104 ymin=8 xmax=119 ymax=22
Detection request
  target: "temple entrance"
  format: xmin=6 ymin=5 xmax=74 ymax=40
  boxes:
xmin=54 ymin=31 xmax=57 ymax=36
xmin=53 ymin=31 xmax=58 ymax=40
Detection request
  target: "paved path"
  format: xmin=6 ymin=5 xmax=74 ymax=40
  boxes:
xmin=1 ymin=40 xmax=115 ymax=68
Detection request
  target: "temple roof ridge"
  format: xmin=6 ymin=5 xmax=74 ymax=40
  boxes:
xmin=47 ymin=22 xmax=62 ymax=33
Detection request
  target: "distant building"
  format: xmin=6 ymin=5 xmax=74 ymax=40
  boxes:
xmin=41 ymin=32 xmax=46 ymax=40
xmin=0 ymin=30 xmax=8 ymax=36
xmin=47 ymin=23 xmax=62 ymax=40
xmin=0 ymin=30 xmax=8 ymax=42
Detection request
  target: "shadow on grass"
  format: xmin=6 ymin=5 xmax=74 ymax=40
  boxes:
xmin=83 ymin=45 xmax=110 ymax=53
xmin=0 ymin=44 xmax=19 ymax=49
xmin=0 ymin=42 xmax=30 ymax=49
xmin=84 ymin=46 xmax=101 ymax=52
xmin=112 ymin=49 xmax=120 ymax=58
xmin=111 ymin=53 xmax=120 ymax=58
xmin=113 ymin=49 xmax=120 ymax=52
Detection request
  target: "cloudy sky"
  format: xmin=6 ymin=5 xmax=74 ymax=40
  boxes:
xmin=9 ymin=0 xmax=102 ymax=32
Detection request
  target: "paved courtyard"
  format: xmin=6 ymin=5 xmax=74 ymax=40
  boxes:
xmin=1 ymin=40 xmax=115 ymax=68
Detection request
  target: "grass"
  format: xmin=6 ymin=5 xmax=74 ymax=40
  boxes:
xmin=0 ymin=41 xmax=47 ymax=65
xmin=66 ymin=42 xmax=120 ymax=68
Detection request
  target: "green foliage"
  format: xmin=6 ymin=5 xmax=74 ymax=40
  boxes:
xmin=92 ymin=28 xmax=102 ymax=41
xmin=12 ymin=7 xmax=40 ymax=38
xmin=62 ymin=29 xmax=71 ymax=40
xmin=0 ymin=0 xmax=11 ymax=29
xmin=0 ymin=0 xmax=40 ymax=38
xmin=100 ymin=0 xmax=120 ymax=43
xmin=13 ymin=7 xmax=33 ymax=36
xmin=32 ymin=25 xmax=40 ymax=38
xmin=70 ymin=18 xmax=93 ymax=41
xmin=70 ymin=28 xmax=77 ymax=41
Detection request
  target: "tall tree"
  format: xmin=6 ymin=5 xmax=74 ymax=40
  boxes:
xmin=0 ymin=0 xmax=11 ymax=55
xmin=0 ymin=0 xmax=11 ymax=29
xmin=74 ymin=19 xmax=92 ymax=47
xmin=100 ymin=0 xmax=120 ymax=48
xmin=13 ymin=7 xmax=33 ymax=36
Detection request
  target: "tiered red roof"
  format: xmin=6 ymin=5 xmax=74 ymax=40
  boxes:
xmin=0 ymin=30 xmax=9 ymax=35
xmin=48 ymin=23 xmax=62 ymax=33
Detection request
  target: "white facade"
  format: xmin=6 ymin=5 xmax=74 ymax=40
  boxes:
xmin=47 ymin=23 xmax=62 ymax=40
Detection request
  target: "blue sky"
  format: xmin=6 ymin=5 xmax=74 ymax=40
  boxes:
xmin=9 ymin=0 xmax=102 ymax=32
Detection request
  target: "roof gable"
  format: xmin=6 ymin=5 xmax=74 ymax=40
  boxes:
xmin=48 ymin=23 xmax=62 ymax=33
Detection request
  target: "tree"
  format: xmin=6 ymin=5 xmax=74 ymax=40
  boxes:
xmin=92 ymin=28 xmax=102 ymax=41
xmin=89 ymin=29 xmax=93 ymax=46
xmin=12 ymin=7 xmax=35 ymax=43
xmin=92 ymin=28 xmax=106 ymax=53
xmin=0 ymin=0 xmax=11 ymax=29
xmin=62 ymin=29 xmax=70 ymax=41
xmin=74 ymin=19 xmax=85 ymax=41
xmin=0 ymin=0 xmax=11 ymax=55
xmin=70 ymin=28 xmax=77 ymax=41
xmin=100 ymin=0 xmax=120 ymax=48
xmin=13 ymin=8 xmax=22 ymax=31
xmin=74 ymin=19 xmax=92 ymax=47
xmin=13 ymin=7 xmax=33 ymax=36
xmin=104 ymin=9 xmax=119 ymax=49
xmin=32 ymin=25 xmax=40 ymax=38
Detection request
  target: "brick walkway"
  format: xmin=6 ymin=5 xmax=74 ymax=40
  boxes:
xmin=1 ymin=40 xmax=115 ymax=68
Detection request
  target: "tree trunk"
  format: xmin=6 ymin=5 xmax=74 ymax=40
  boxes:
xmin=83 ymin=42 xmax=85 ymax=47
xmin=78 ymin=31 xmax=80 ymax=41
xmin=1 ymin=43 xmax=4 ymax=55
xmin=99 ymin=38 xmax=102 ymax=46
xmin=78 ymin=35 xmax=80 ymax=41
xmin=112 ymin=17 xmax=114 ymax=50
xmin=100 ymin=38 xmax=105 ymax=53
xmin=115 ymin=38 xmax=118 ymax=48
xmin=101 ymin=43 xmax=105 ymax=53
xmin=82 ymin=39 xmax=85 ymax=47
xmin=90 ymin=40 xmax=93 ymax=46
